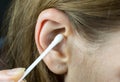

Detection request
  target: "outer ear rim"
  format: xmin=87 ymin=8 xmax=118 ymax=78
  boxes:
xmin=35 ymin=8 xmax=73 ymax=74
xmin=35 ymin=8 xmax=73 ymax=53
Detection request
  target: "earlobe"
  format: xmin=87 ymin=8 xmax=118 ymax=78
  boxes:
xmin=35 ymin=8 xmax=73 ymax=74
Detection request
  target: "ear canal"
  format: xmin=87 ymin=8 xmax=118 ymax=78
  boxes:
xmin=45 ymin=28 xmax=65 ymax=47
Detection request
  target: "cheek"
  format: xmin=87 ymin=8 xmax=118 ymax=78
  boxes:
xmin=93 ymin=47 xmax=120 ymax=82
xmin=68 ymin=48 xmax=120 ymax=82
xmin=66 ymin=33 xmax=120 ymax=82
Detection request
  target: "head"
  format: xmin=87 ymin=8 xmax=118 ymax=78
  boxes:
xmin=1 ymin=0 xmax=120 ymax=82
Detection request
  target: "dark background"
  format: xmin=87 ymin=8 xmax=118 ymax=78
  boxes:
xmin=0 ymin=0 xmax=11 ymax=48
xmin=0 ymin=0 xmax=11 ymax=28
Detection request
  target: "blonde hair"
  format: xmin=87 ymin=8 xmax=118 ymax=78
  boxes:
xmin=1 ymin=0 xmax=120 ymax=82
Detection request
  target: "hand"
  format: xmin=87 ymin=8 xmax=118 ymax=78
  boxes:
xmin=0 ymin=68 xmax=26 ymax=82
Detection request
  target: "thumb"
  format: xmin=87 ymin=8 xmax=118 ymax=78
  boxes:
xmin=0 ymin=68 xmax=25 ymax=82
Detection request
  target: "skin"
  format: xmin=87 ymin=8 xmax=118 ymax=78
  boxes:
xmin=1 ymin=8 xmax=120 ymax=82
xmin=0 ymin=68 xmax=25 ymax=82
xmin=65 ymin=31 xmax=120 ymax=82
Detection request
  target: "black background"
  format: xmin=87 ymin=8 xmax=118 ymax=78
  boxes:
xmin=0 ymin=0 xmax=11 ymax=48
xmin=0 ymin=0 xmax=11 ymax=28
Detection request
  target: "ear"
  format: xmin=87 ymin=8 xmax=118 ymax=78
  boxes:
xmin=35 ymin=8 xmax=73 ymax=74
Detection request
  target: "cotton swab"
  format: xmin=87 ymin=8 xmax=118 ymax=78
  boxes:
xmin=18 ymin=34 xmax=64 ymax=82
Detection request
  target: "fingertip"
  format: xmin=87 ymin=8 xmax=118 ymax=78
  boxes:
xmin=7 ymin=68 xmax=25 ymax=76
xmin=0 ymin=68 xmax=26 ymax=82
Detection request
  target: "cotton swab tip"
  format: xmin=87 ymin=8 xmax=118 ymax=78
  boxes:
xmin=54 ymin=34 xmax=64 ymax=43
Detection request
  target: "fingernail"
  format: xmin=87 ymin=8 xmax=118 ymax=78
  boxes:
xmin=7 ymin=68 xmax=25 ymax=76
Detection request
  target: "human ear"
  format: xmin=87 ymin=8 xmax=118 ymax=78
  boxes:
xmin=35 ymin=8 xmax=73 ymax=74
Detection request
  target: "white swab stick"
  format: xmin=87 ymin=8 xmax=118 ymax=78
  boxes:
xmin=18 ymin=34 xmax=64 ymax=82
